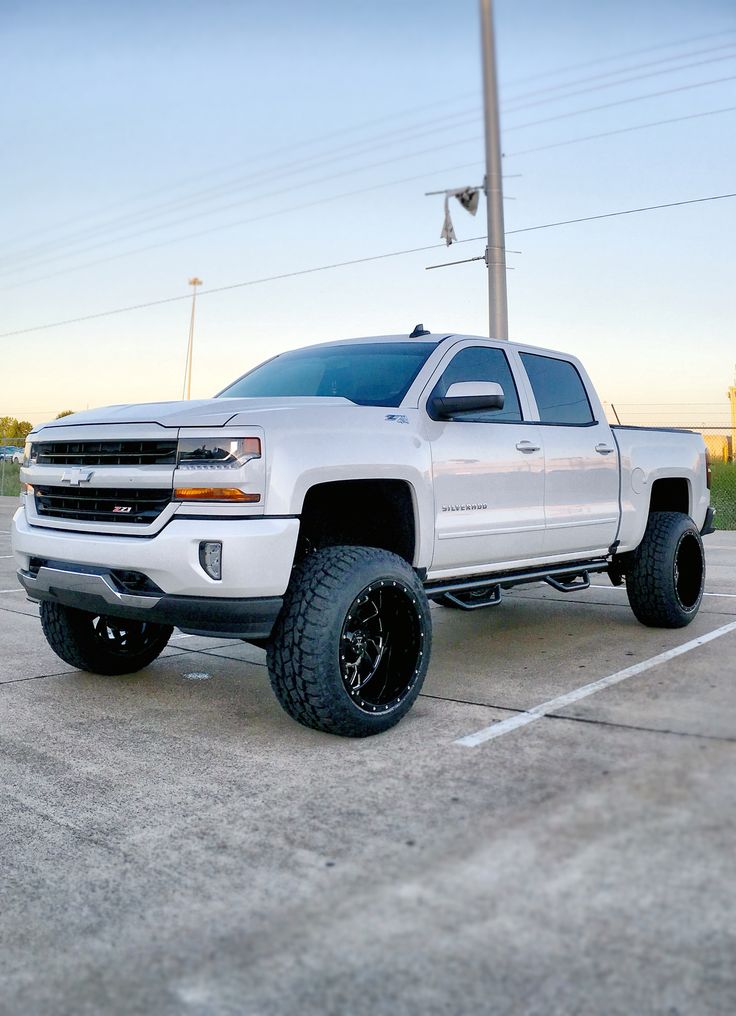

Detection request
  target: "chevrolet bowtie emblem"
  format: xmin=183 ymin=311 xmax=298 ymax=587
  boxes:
xmin=61 ymin=468 xmax=94 ymax=486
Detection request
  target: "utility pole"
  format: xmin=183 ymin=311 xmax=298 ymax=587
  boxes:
xmin=480 ymin=0 xmax=508 ymax=339
xmin=182 ymin=277 xmax=202 ymax=400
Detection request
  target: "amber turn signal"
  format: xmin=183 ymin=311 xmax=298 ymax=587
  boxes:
xmin=174 ymin=488 xmax=260 ymax=502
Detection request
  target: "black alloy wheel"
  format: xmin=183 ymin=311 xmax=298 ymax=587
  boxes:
xmin=339 ymin=580 xmax=425 ymax=714
xmin=40 ymin=600 xmax=173 ymax=674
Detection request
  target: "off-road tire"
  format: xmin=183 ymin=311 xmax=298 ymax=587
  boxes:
xmin=40 ymin=601 xmax=173 ymax=675
xmin=626 ymin=511 xmax=705 ymax=628
xmin=267 ymin=545 xmax=431 ymax=737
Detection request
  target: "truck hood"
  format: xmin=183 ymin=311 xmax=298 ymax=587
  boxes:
xmin=39 ymin=397 xmax=355 ymax=430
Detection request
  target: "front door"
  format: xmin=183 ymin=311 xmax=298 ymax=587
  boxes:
xmin=424 ymin=344 xmax=546 ymax=575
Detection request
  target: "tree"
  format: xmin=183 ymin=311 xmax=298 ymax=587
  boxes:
xmin=55 ymin=410 xmax=75 ymax=419
xmin=0 ymin=416 xmax=32 ymax=441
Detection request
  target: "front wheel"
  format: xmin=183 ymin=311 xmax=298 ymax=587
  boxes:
xmin=267 ymin=546 xmax=432 ymax=737
xmin=40 ymin=601 xmax=173 ymax=675
xmin=626 ymin=511 xmax=705 ymax=628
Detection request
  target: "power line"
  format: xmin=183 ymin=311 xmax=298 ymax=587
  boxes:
xmin=504 ymin=42 xmax=736 ymax=102
xmin=0 ymin=109 xmax=484 ymax=271
xmin=2 ymin=190 xmax=734 ymax=340
xmin=0 ymin=244 xmax=448 ymax=339
xmin=503 ymin=105 xmax=736 ymax=156
xmin=0 ymin=89 xmax=481 ymax=251
xmin=503 ymin=191 xmax=736 ymax=236
xmin=5 ymin=48 xmax=735 ymax=275
xmin=504 ymin=73 xmax=736 ymax=132
xmin=8 ymin=32 xmax=719 ymax=256
xmin=11 ymin=29 xmax=728 ymax=249
xmin=10 ymin=91 xmax=734 ymax=293
xmin=503 ymin=28 xmax=736 ymax=85
xmin=503 ymin=50 xmax=736 ymax=113
xmin=0 ymin=154 xmax=490 ymax=291
xmin=3 ymin=89 xmax=730 ymax=293
xmin=6 ymin=69 xmax=736 ymax=286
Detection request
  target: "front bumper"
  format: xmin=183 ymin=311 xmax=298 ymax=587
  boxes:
xmin=17 ymin=564 xmax=281 ymax=638
xmin=11 ymin=508 xmax=299 ymax=639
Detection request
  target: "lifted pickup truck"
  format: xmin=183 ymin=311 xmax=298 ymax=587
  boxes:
xmin=12 ymin=329 xmax=714 ymax=736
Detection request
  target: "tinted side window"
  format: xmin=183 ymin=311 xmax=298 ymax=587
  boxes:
xmin=520 ymin=353 xmax=594 ymax=425
xmin=429 ymin=347 xmax=522 ymax=423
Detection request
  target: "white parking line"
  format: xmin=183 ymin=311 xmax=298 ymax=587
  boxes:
xmin=456 ymin=619 xmax=736 ymax=747
xmin=0 ymin=589 xmax=23 ymax=594
xmin=0 ymin=555 xmax=13 ymax=559
xmin=595 ymin=586 xmax=736 ymax=600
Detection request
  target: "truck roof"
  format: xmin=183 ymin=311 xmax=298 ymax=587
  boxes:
xmin=311 ymin=331 xmax=578 ymax=362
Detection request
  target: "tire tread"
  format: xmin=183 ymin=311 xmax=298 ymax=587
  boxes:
xmin=626 ymin=511 xmax=704 ymax=628
xmin=267 ymin=545 xmax=430 ymax=736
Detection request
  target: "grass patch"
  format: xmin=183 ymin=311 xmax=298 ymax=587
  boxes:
xmin=0 ymin=461 xmax=21 ymax=497
xmin=710 ymin=461 xmax=736 ymax=531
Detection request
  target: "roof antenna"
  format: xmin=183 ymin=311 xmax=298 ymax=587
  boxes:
xmin=409 ymin=323 xmax=430 ymax=337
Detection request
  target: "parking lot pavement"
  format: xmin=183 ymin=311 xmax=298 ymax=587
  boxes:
xmin=1 ymin=496 xmax=735 ymax=1016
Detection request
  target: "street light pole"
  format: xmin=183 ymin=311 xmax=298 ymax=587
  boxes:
xmin=479 ymin=0 xmax=508 ymax=339
xmin=182 ymin=277 xmax=202 ymax=400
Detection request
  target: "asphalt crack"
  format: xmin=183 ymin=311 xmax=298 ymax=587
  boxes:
xmin=421 ymin=691 xmax=736 ymax=744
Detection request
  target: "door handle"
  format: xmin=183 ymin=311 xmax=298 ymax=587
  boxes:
xmin=595 ymin=443 xmax=614 ymax=455
xmin=516 ymin=440 xmax=540 ymax=453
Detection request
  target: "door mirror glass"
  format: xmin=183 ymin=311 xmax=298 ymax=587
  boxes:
xmin=431 ymin=381 xmax=505 ymax=420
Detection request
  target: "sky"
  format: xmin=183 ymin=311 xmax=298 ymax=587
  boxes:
xmin=1 ymin=0 xmax=734 ymax=429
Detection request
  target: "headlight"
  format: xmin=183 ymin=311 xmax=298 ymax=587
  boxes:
xmin=176 ymin=437 xmax=261 ymax=469
xmin=22 ymin=440 xmax=34 ymax=467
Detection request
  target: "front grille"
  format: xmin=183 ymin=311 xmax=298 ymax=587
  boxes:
xmin=34 ymin=440 xmax=177 ymax=466
xmin=34 ymin=486 xmax=172 ymax=525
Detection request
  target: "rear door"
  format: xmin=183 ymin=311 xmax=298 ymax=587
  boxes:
xmin=424 ymin=342 xmax=546 ymax=574
xmin=518 ymin=351 xmax=619 ymax=557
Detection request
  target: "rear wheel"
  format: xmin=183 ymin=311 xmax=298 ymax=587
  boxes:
xmin=40 ymin=601 xmax=172 ymax=674
xmin=268 ymin=545 xmax=431 ymax=737
xmin=626 ymin=511 xmax=705 ymax=628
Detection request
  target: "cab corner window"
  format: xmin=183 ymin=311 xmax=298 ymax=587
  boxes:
xmin=429 ymin=347 xmax=522 ymax=423
xmin=520 ymin=352 xmax=594 ymax=425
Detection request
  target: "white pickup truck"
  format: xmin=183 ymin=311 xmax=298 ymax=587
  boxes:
xmin=12 ymin=328 xmax=714 ymax=736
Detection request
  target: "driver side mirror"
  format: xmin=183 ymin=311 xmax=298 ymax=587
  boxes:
xmin=430 ymin=381 xmax=505 ymax=420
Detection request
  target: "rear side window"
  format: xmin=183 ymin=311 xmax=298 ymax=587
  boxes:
xmin=429 ymin=346 xmax=522 ymax=423
xmin=520 ymin=353 xmax=594 ymax=425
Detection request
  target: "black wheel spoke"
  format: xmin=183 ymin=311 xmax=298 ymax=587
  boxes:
xmin=92 ymin=616 xmax=160 ymax=655
xmin=339 ymin=580 xmax=423 ymax=711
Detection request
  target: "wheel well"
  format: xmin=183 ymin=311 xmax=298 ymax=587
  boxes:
xmin=298 ymin=479 xmax=416 ymax=564
xmin=649 ymin=477 xmax=690 ymax=516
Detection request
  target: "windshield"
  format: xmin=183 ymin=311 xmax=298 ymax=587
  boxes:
xmin=218 ymin=343 xmax=436 ymax=408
